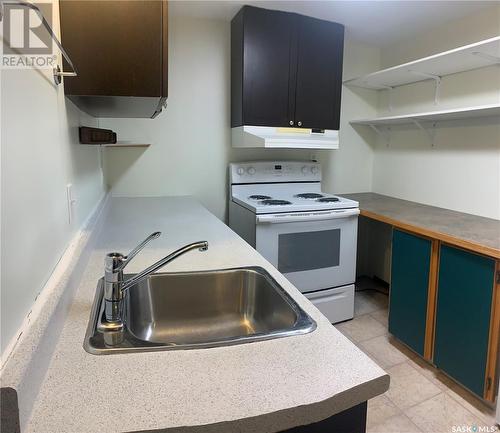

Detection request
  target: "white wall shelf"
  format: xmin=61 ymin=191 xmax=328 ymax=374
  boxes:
xmin=350 ymin=104 xmax=500 ymax=146
xmin=350 ymin=103 xmax=500 ymax=126
xmin=101 ymin=143 xmax=151 ymax=148
xmin=344 ymin=36 xmax=500 ymax=90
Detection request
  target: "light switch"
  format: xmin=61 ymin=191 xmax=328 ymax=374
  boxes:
xmin=66 ymin=184 xmax=76 ymax=224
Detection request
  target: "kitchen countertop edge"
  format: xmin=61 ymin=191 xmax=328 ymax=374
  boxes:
xmin=345 ymin=192 xmax=500 ymax=258
xmin=15 ymin=196 xmax=389 ymax=433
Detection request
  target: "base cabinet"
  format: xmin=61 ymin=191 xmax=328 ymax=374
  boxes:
xmin=434 ymin=245 xmax=496 ymax=397
xmin=389 ymin=230 xmax=498 ymax=400
xmin=389 ymin=229 xmax=431 ymax=357
xmin=281 ymin=401 xmax=367 ymax=433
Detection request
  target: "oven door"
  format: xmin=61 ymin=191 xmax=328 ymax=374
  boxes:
xmin=255 ymin=209 xmax=359 ymax=293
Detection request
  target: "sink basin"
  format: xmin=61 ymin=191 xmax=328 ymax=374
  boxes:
xmin=84 ymin=267 xmax=316 ymax=354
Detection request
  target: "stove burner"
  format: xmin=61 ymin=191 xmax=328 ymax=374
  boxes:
xmin=249 ymin=195 xmax=272 ymax=200
xmin=295 ymin=193 xmax=324 ymax=199
xmin=260 ymin=199 xmax=292 ymax=206
xmin=317 ymin=197 xmax=340 ymax=203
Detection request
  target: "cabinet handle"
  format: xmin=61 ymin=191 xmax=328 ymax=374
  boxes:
xmin=297 ymin=121 xmax=302 ymax=126
xmin=289 ymin=120 xmax=294 ymax=126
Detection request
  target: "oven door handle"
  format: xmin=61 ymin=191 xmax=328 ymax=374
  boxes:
xmin=256 ymin=208 xmax=360 ymax=224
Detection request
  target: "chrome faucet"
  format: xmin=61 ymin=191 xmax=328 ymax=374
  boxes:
xmin=103 ymin=232 xmax=208 ymax=326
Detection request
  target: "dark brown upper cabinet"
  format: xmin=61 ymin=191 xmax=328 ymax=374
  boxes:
xmin=231 ymin=6 xmax=344 ymax=130
xmin=59 ymin=0 xmax=168 ymax=118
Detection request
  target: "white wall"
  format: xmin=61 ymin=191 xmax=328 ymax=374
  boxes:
xmin=0 ymin=0 xmax=106 ymax=356
xmin=319 ymin=37 xmax=380 ymax=195
xmin=100 ymin=15 xmax=379 ymax=221
xmin=371 ymin=5 xmax=500 ymax=220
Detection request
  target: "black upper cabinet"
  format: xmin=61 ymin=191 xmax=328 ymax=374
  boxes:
xmin=294 ymin=16 xmax=344 ymax=130
xmin=240 ymin=7 xmax=295 ymax=127
xmin=231 ymin=6 xmax=344 ymax=130
xmin=59 ymin=0 xmax=168 ymax=119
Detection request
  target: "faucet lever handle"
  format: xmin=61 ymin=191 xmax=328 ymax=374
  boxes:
xmin=122 ymin=231 xmax=161 ymax=269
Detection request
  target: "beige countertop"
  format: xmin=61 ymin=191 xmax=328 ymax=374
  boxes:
xmin=22 ymin=197 xmax=388 ymax=433
xmin=344 ymin=193 xmax=500 ymax=259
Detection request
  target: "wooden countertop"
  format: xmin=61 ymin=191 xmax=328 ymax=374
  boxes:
xmin=343 ymin=193 xmax=500 ymax=259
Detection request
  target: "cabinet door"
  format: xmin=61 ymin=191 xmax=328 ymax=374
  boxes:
xmin=241 ymin=7 xmax=296 ymax=127
xmin=434 ymin=245 xmax=495 ymax=397
xmin=294 ymin=16 xmax=344 ymax=130
xmin=60 ymin=1 xmax=166 ymax=98
xmin=389 ymin=230 xmax=431 ymax=356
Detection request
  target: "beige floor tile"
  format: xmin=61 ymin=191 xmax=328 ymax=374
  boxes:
xmin=367 ymin=414 xmax=422 ymax=433
xmin=334 ymin=325 xmax=356 ymax=343
xmin=406 ymin=392 xmax=486 ymax=433
xmin=354 ymin=294 xmax=377 ymax=316
xmin=385 ymin=362 xmax=442 ymax=410
xmin=406 ymin=357 xmax=456 ymax=391
xmin=404 ymin=357 xmax=495 ymax=425
xmin=446 ymin=384 xmax=496 ymax=426
xmin=367 ymin=394 xmax=401 ymax=429
xmin=354 ymin=291 xmax=389 ymax=317
xmin=370 ymin=308 xmax=389 ymax=327
xmin=359 ymin=334 xmax=411 ymax=369
xmin=339 ymin=296 xmax=496 ymax=432
xmin=335 ymin=314 xmax=387 ymax=343
xmin=387 ymin=336 xmax=419 ymax=360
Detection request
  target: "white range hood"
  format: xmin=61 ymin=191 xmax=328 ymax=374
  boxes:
xmin=231 ymin=125 xmax=339 ymax=149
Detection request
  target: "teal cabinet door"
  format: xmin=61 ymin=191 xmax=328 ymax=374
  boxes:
xmin=389 ymin=229 xmax=431 ymax=356
xmin=434 ymin=245 xmax=495 ymax=398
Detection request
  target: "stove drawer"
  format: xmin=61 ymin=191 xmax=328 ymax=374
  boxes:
xmin=306 ymin=284 xmax=354 ymax=324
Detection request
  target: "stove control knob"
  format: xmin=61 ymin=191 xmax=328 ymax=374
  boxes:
xmin=247 ymin=166 xmax=256 ymax=175
xmin=236 ymin=167 xmax=245 ymax=175
xmin=311 ymin=166 xmax=319 ymax=174
xmin=301 ymin=166 xmax=309 ymax=174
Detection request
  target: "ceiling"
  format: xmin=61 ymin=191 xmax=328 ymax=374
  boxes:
xmin=169 ymin=1 xmax=495 ymax=46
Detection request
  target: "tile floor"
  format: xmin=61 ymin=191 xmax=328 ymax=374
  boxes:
xmin=335 ymin=285 xmax=497 ymax=433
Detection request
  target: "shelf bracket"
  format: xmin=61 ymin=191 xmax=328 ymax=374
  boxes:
xmin=412 ymin=120 xmax=436 ymax=147
xmin=407 ymin=70 xmax=442 ymax=105
xmin=378 ymin=85 xmax=394 ymax=111
xmin=369 ymin=124 xmax=391 ymax=146
xmin=471 ymin=51 xmax=500 ymax=65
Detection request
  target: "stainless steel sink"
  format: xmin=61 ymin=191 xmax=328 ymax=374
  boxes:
xmin=84 ymin=267 xmax=316 ymax=354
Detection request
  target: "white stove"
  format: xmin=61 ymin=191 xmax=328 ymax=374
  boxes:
xmin=228 ymin=161 xmax=359 ymax=323
xmin=232 ymin=184 xmax=358 ymax=214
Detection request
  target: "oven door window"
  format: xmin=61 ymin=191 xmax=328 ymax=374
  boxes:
xmin=278 ymin=229 xmax=341 ymax=274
